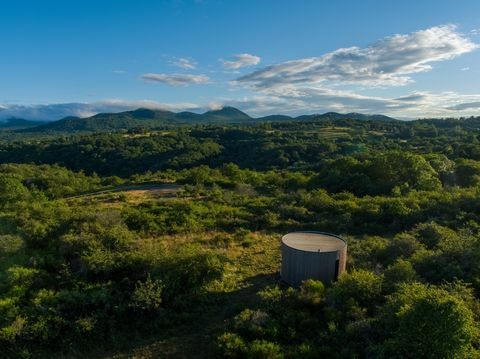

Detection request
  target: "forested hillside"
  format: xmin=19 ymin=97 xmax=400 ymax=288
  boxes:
xmin=0 ymin=107 xmax=397 ymax=134
xmin=1 ymin=116 xmax=480 ymax=357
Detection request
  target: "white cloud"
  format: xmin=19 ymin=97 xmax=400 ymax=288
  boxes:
xmin=206 ymin=89 xmax=480 ymax=119
xmin=95 ymin=99 xmax=202 ymax=112
xmin=3 ymin=90 xmax=480 ymax=122
xmin=171 ymin=57 xmax=197 ymax=69
xmin=238 ymin=25 xmax=478 ymax=89
xmin=3 ymin=25 xmax=480 ymax=123
xmin=141 ymin=73 xmax=209 ymax=86
xmin=471 ymin=29 xmax=480 ymax=36
xmin=461 ymin=67 xmax=470 ymax=71
xmin=221 ymin=25 xmax=480 ymax=118
xmin=221 ymin=53 xmax=261 ymax=69
xmin=0 ymin=100 xmax=203 ymax=121
xmin=228 ymin=88 xmax=417 ymax=116
xmin=207 ymin=102 xmax=224 ymax=110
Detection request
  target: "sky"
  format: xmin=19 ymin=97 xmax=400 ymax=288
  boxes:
xmin=1 ymin=0 xmax=480 ymax=121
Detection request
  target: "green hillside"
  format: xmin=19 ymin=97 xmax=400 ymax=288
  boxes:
xmin=17 ymin=107 xmax=396 ymax=134
xmin=0 ymin=118 xmax=47 ymax=130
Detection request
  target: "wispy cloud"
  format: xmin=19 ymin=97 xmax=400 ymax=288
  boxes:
xmin=171 ymin=57 xmax=197 ymax=69
xmin=221 ymin=53 xmax=261 ymax=69
xmin=141 ymin=73 xmax=209 ymax=86
xmin=447 ymin=101 xmax=480 ymax=111
xmin=237 ymin=25 xmax=477 ymax=89
xmin=461 ymin=67 xmax=470 ymax=71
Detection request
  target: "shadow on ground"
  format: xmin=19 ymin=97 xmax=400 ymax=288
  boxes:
xmin=100 ymin=272 xmax=281 ymax=359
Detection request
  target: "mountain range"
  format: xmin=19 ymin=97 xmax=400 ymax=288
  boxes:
xmin=0 ymin=107 xmax=397 ymax=133
xmin=0 ymin=118 xmax=48 ymax=130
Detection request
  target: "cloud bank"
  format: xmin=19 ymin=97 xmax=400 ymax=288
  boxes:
xmin=0 ymin=100 xmax=203 ymax=122
xmin=207 ymin=91 xmax=480 ymax=118
xmin=5 ymin=89 xmax=480 ymax=122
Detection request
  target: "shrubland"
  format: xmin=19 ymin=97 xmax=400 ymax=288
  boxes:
xmin=1 ymin=118 xmax=480 ymax=357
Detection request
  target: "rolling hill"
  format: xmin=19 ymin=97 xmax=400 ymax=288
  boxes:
xmin=19 ymin=107 xmax=397 ymax=133
xmin=0 ymin=118 xmax=48 ymax=130
xmin=294 ymin=112 xmax=397 ymax=122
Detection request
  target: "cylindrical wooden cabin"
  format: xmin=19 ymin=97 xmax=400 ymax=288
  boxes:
xmin=281 ymin=231 xmax=347 ymax=287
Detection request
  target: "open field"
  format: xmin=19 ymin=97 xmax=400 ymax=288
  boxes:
xmin=68 ymin=183 xmax=181 ymax=206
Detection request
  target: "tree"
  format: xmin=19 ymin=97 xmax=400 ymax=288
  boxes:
xmin=383 ymin=260 xmax=417 ymax=293
xmin=377 ymin=282 xmax=479 ymax=358
xmin=0 ymin=176 xmax=28 ymax=207
xmin=327 ymin=269 xmax=383 ymax=320
xmin=455 ymin=159 xmax=480 ymax=187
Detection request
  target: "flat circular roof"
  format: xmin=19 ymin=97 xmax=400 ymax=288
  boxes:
xmin=282 ymin=232 xmax=346 ymax=252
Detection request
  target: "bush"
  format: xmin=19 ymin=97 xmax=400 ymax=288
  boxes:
xmin=327 ymin=269 xmax=383 ymax=318
xmin=247 ymin=340 xmax=284 ymax=359
xmin=298 ymin=280 xmax=325 ymax=307
xmin=412 ymin=222 xmax=458 ymax=249
xmin=131 ymin=276 xmax=164 ymax=312
xmin=0 ymin=235 xmax=23 ymax=256
xmin=233 ymin=309 xmax=273 ymax=339
xmin=383 ymin=233 xmax=424 ymax=264
xmin=217 ymin=332 xmax=247 ymax=358
xmin=377 ymin=282 xmax=479 ymax=358
xmin=159 ymin=247 xmax=226 ymax=305
xmin=383 ymin=260 xmax=417 ymax=293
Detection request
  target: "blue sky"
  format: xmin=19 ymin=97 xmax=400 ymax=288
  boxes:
xmin=1 ymin=0 xmax=480 ymax=120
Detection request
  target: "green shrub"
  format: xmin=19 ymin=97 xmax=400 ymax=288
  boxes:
xmin=298 ymin=280 xmax=325 ymax=307
xmin=217 ymin=332 xmax=247 ymax=358
xmin=131 ymin=276 xmax=164 ymax=312
xmin=247 ymin=340 xmax=284 ymax=359
xmin=383 ymin=260 xmax=417 ymax=293
xmin=377 ymin=282 xmax=479 ymax=358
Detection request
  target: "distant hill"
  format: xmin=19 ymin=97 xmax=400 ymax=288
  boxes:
xmin=201 ymin=107 xmax=252 ymax=122
xmin=294 ymin=112 xmax=397 ymax=122
xmin=256 ymin=114 xmax=294 ymax=121
xmin=19 ymin=107 xmax=396 ymax=133
xmin=26 ymin=109 xmax=179 ymax=132
xmin=0 ymin=118 xmax=48 ymax=130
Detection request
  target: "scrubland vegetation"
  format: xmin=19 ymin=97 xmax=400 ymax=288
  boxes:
xmin=2 ymin=116 xmax=480 ymax=357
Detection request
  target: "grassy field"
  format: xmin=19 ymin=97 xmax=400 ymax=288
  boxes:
xmin=68 ymin=183 xmax=181 ymax=207
xmin=99 ymin=231 xmax=282 ymax=358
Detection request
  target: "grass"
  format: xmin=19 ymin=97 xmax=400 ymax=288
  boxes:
xmin=98 ymin=231 xmax=282 ymax=358
xmin=31 ymin=185 xmax=284 ymax=357
xmin=68 ymin=183 xmax=181 ymax=208
xmin=317 ymin=127 xmax=353 ymax=139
